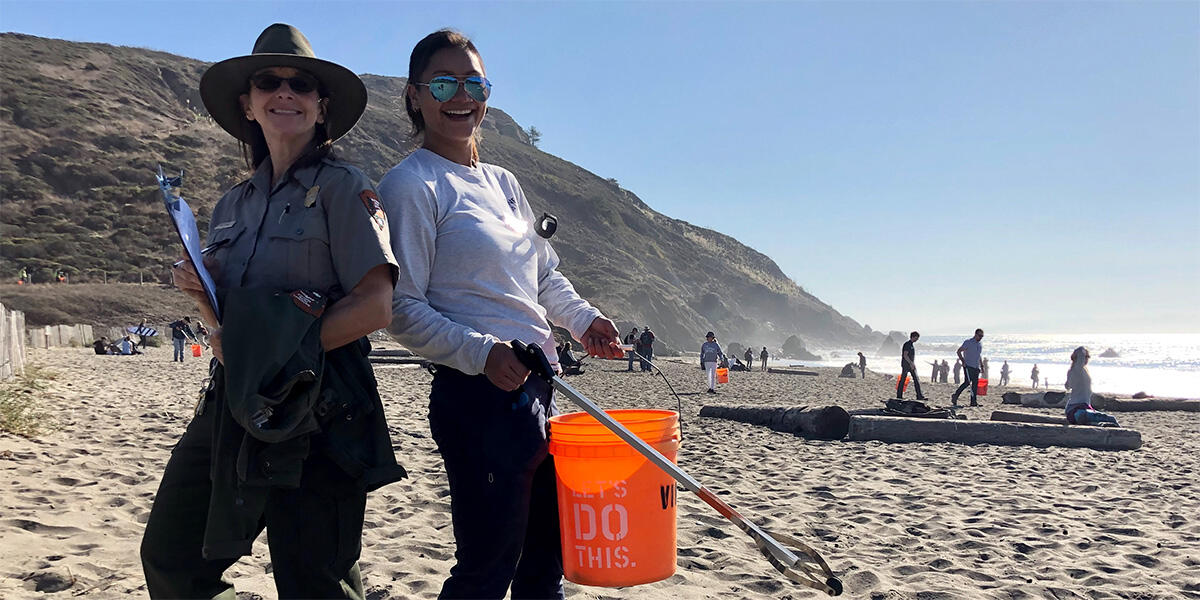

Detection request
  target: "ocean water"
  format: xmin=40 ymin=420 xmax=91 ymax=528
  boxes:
xmin=803 ymin=334 xmax=1200 ymax=399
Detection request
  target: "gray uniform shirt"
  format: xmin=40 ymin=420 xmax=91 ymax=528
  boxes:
xmin=205 ymin=156 xmax=398 ymax=298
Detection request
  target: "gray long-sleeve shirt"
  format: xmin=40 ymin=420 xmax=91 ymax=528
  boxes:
xmin=378 ymin=149 xmax=602 ymax=375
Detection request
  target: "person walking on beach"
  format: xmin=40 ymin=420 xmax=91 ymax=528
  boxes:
xmin=1000 ymin=361 xmax=1011 ymax=387
xmin=981 ymin=357 xmax=990 ymax=380
xmin=928 ymin=360 xmax=939 ymax=384
xmin=896 ymin=331 xmax=927 ymax=400
xmin=194 ymin=321 xmax=210 ymax=349
xmin=142 ymin=23 xmax=405 ymax=599
xmin=701 ymin=332 xmax=725 ymax=394
xmin=953 ymin=358 xmax=962 ymax=385
xmin=858 ymin=351 xmax=867 ymax=378
xmin=744 ymin=347 xmax=754 ymax=371
xmin=938 ymin=359 xmax=948 ymax=383
xmin=1064 ymin=347 xmax=1119 ymax=426
xmin=168 ymin=316 xmax=194 ymax=362
xmin=136 ymin=318 xmax=152 ymax=350
xmin=760 ymin=346 xmax=769 ymax=371
xmin=1031 ymin=364 xmax=1040 ymax=389
xmin=624 ymin=327 xmax=638 ymax=371
xmin=379 ymin=29 xmax=623 ymax=600
xmin=639 ymin=326 xmax=656 ymax=371
xmin=952 ymin=329 xmax=985 ymax=406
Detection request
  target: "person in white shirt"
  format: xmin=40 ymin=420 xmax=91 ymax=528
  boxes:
xmin=378 ymin=29 xmax=621 ymax=600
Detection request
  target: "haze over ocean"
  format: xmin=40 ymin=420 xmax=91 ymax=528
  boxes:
xmin=800 ymin=333 xmax=1200 ymax=399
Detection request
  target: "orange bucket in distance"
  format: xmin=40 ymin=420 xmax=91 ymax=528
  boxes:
xmin=548 ymin=409 xmax=681 ymax=587
xmin=896 ymin=374 xmax=908 ymax=393
xmin=716 ymin=367 xmax=729 ymax=384
xmin=977 ymin=378 xmax=989 ymax=396
xmin=191 ymin=344 xmax=202 ymax=357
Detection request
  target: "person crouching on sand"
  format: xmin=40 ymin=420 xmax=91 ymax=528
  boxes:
xmin=378 ymin=29 xmax=623 ymax=599
xmin=1064 ymin=347 xmax=1119 ymax=426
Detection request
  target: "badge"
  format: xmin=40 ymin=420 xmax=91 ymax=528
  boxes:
xmin=360 ymin=190 xmax=387 ymax=232
xmin=304 ymin=185 xmax=320 ymax=208
xmin=290 ymin=290 xmax=327 ymax=318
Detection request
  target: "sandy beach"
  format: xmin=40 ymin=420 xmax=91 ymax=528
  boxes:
xmin=2 ymin=345 xmax=1197 ymax=599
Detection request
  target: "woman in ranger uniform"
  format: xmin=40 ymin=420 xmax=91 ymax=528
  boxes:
xmin=379 ymin=29 xmax=622 ymax=599
xmin=141 ymin=24 xmax=403 ymax=599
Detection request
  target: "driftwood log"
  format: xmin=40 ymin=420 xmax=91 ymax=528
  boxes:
xmin=848 ymin=415 xmax=1141 ymax=450
xmin=368 ymin=356 xmax=428 ymax=365
xmin=990 ymin=410 xmax=1068 ymax=425
xmin=766 ymin=368 xmax=819 ymax=376
xmin=1092 ymin=397 xmax=1200 ymax=412
xmin=699 ymin=405 xmax=850 ymax=440
xmin=369 ymin=349 xmax=415 ymax=358
xmin=1004 ymin=391 xmax=1199 ymax=413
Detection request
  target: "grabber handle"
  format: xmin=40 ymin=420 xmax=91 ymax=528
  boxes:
xmin=511 ymin=339 xmax=556 ymax=382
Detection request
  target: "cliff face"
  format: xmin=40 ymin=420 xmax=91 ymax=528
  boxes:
xmin=0 ymin=33 xmax=882 ymax=352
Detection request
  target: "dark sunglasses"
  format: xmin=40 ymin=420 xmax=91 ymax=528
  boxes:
xmin=415 ymin=75 xmax=492 ymax=103
xmin=250 ymin=73 xmax=320 ymax=94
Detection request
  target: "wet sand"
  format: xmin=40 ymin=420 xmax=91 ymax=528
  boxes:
xmin=2 ymin=345 xmax=1197 ymax=599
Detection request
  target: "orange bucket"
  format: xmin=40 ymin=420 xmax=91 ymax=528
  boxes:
xmin=716 ymin=367 xmax=729 ymax=384
xmin=977 ymin=378 xmax=989 ymax=396
xmin=896 ymin=374 xmax=908 ymax=392
xmin=191 ymin=344 xmax=202 ymax=357
xmin=548 ymin=409 xmax=681 ymax=587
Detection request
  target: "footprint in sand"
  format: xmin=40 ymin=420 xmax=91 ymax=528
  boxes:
xmin=3 ymin=519 xmax=85 ymax=537
xmin=1124 ymin=553 xmax=1160 ymax=568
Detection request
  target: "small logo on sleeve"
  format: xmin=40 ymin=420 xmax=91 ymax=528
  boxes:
xmin=360 ymin=190 xmax=387 ymax=232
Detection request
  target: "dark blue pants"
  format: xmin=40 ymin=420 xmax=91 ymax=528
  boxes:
xmin=429 ymin=368 xmax=565 ymax=600
xmin=141 ymin=394 xmax=367 ymax=598
xmin=896 ymin=363 xmax=923 ymax=399
xmin=954 ymin=366 xmax=980 ymax=404
xmin=639 ymin=348 xmax=653 ymax=371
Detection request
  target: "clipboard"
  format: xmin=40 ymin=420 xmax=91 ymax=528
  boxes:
xmin=158 ymin=165 xmax=222 ymax=323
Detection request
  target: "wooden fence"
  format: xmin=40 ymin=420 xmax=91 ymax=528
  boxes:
xmin=0 ymin=303 xmax=27 ymax=380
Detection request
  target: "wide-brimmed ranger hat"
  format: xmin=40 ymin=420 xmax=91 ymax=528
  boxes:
xmin=200 ymin=23 xmax=367 ymax=142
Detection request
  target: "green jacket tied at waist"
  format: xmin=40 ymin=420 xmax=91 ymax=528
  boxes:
xmin=202 ymin=288 xmax=407 ymax=560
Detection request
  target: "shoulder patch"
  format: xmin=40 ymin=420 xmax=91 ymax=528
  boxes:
xmin=360 ymin=190 xmax=387 ymax=232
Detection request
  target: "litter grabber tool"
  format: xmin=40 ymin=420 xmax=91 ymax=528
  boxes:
xmin=510 ymin=340 xmax=843 ymax=596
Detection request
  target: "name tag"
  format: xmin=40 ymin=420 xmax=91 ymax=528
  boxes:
xmin=213 ymin=220 xmax=237 ymax=230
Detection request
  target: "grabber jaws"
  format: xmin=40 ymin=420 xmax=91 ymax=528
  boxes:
xmin=509 ymin=340 xmax=843 ymax=596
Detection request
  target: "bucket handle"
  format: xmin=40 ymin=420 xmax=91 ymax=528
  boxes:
xmin=511 ymin=340 xmax=842 ymax=596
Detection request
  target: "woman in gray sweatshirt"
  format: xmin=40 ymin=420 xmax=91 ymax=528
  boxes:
xmin=377 ymin=29 xmax=622 ymax=600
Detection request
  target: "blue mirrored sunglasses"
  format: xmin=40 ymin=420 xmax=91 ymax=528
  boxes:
xmin=415 ymin=75 xmax=492 ymax=103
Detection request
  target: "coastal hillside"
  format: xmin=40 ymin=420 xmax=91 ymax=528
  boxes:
xmin=0 ymin=33 xmax=882 ymax=352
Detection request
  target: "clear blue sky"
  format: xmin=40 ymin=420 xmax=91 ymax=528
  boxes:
xmin=4 ymin=1 xmax=1197 ymax=335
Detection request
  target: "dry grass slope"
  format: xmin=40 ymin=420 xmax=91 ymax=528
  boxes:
xmin=1 ymin=32 xmax=879 ymax=351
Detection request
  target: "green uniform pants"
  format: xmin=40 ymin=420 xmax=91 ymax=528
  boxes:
xmin=140 ymin=396 xmax=367 ymax=599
